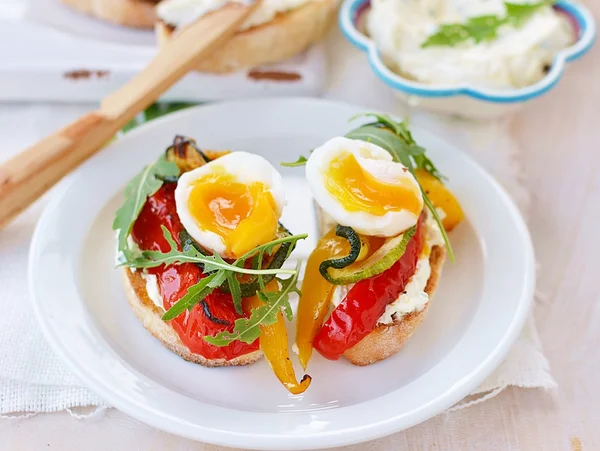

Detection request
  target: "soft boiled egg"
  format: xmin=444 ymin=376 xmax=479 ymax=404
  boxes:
xmin=306 ymin=136 xmax=423 ymax=237
xmin=175 ymin=152 xmax=285 ymax=259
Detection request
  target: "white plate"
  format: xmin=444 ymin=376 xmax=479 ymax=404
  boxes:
xmin=29 ymin=98 xmax=535 ymax=449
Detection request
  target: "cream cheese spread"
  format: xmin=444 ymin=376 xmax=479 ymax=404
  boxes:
xmin=158 ymin=0 xmax=316 ymax=31
xmin=367 ymin=0 xmax=574 ymax=89
xmin=331 ymin=210 xmax=445 ymax=324
xmin=140 ymin=272 xmax=165 ymax=311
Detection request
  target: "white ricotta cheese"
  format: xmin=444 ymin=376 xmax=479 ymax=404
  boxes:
xmin=330 ymin=209 xmax=445 ymax=324
xmin=158 ymin=0 xmax=317 ymax=31
xmin=367 ymin=0 xmax=574 ymax=89
xmin=141 ymin=272 xmax=165 ymax=312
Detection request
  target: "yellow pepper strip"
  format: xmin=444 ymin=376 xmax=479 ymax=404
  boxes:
xmin=247 ymin=281 xmax=311 ymax=395
xmin=295 ymin=228 xmax=350 ymax=370
xmin=415 ymin=170 xmax=464 ymax=232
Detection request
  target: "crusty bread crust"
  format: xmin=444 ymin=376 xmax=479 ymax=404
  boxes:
xmin=155 ymin=0 xmax=338 ymax=73
xmin=122 ymin=268 xmax=263 ymax=367
xmin=60 ymin=0 xmax=158 ymax=28
xmin=317 ymin=205 xmax=447 ymax=366
xmin=342 ymin=246 xmax=446 ymax=366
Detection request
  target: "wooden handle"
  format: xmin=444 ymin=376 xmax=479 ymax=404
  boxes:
xmin=0 ymin=4 xmax=256 ymax=229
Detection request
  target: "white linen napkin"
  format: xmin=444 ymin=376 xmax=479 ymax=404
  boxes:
xmin=0 ymin=100 xmax=554 ymax=418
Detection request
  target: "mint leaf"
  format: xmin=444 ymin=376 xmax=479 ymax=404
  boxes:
xmin=467 ymin=15 xmax=503 ymax=43
xmin=505 ymin=1 xmax=548 ymax=25
xmin=421 ymin=1 xmax=553 ymax=48
xmin=113 ymin=155 xmax=180 ymax=263
xmin=422 ymin=23 xmax=471 ymax=48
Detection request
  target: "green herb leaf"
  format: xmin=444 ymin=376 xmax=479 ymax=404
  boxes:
xmin=467 ymin=15 xmax=503 ymax=43
xmin=347 ymin=114 xmax=454 ymax=259
xmin=281 ymin=276 xmax=296 ymax=322
xmin=281 ymin=155 xmax=308 ymax=167
xmin=505 ymin=1 xmax=549 ymax=25
xmin=421 ymin=0 xmax=553 ymax=48
xmin=232 ymin=233 xmax=308 ymax=265
xmin=122 ymin=102 xmax=196 ymax=133
xmin=162 ymin=272 xmax=220 ymax=321
xmin=227 ymin=272 xmax=243 ymax=314
xmin=126 ymin=227 xmax=305 ymax=277
xmin=112 ymin=155 xmax=180 ymax=263
xmin=140 ymin=228 xmax=306 ymax=322
xmin=422 ymin=23 xmax=472 ymax=48
xmin=423 ymin=193 xmax=455 ymax=262
xmin=203 ymin=262 xmax=302 ymax=346
xmin=255 ymin=251 xmax=265 ymax=291
xmin=346 ymin=125 xmax=414 ymax=168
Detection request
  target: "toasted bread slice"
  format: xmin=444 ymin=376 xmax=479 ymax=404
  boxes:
xmin=342 ymin=245 xmax=446 ymax=366
xmin=155 ymin=0 xmax=338 ymax=73
xmin=60 ymin=0 xmax=158 ymax=28
xmin=122 ymin=268 xmax=263 ymax=367
xmin=317 ymin=206 xmax=446 ymax=366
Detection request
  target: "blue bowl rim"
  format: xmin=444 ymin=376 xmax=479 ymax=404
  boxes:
xmin=339 ymin=0 xmax=596 ymax=103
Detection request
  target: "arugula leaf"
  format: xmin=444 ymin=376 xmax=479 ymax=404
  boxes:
xmin=227 ymin=272 xmax=243 ymax=314
xmin=422 ymin=193 xmax=454 ymax=262
xmin=281 ymin=155 xmax=308 ymax=167
xmin=345 ymin=125 xmax=414 ymax=167
xmin=349 ymin=112 xmax=405 ymax=135
xmin=113 ymin=155 xmax=180 ymax=263
xmin=422 ymin=1 xmax=553 ymax=48
xmin=203 ymin=262 xmax=302 ymax=346
xmin=255 ymin=251 xmax=265 ymax=291
xmin=231 ymin=233 xmax=308 ymax=264
xmin=347 ymin=115 xmax=455 ymax=260
xmin=281 ymin=276 xmax=295 ymax=322
xmin=348 ymin=114 xmax=446 ymax=182
xmin=162 ymin=273 xmax=220 ymax=321
xmin=126 ymin=227 xmax=304 ymax=277
xmin=136 ymin=227 xmax=306 ymax=321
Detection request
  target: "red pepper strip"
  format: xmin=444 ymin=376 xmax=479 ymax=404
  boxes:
xmin=313 ymin=215 xmax=425 ymax=360
xmin=131 ymin=183 xmax=259 ymax=361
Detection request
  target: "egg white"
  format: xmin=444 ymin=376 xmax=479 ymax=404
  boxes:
xmin=175 ymin=151 xmax=286 ymax=257
xmin=306 ymin=136 xmax=423 ymax=237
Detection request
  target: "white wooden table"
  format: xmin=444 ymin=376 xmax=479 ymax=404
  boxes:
xmin=1 ymin=3 xmax=599 ymax=448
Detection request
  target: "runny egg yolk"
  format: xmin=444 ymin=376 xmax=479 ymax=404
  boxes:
xmin=324 ymin=152 xmax=422 ymax=216
xmin=187 ymin=169 xmax=278 ymax=258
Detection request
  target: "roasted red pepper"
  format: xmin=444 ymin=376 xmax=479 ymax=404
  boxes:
xmin=313 ymin=215 xmax=425 ymax=360
xmin=131 ymin=183 xmax=259 ymax=361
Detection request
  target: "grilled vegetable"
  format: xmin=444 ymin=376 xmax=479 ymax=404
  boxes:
xmin=415 ymin=170 xmax=464 ymax=232
xmin=165 ymin=136 xmax=210 ymax=173
xmin=220 ymin=224 xmax=296 ymax=298
xmin=246 ymin=281 xmax=311 ymax=395
xmin=319 ymin=226 xmax=417 ymax=285
xmin=318 ymin=226 xmax=363 ymax=277
xmin=165 ymin=135 xmax=231 ymax=174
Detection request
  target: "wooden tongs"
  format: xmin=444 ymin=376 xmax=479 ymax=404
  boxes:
xmin=0 ymin=3 xmax=257 ymax=229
